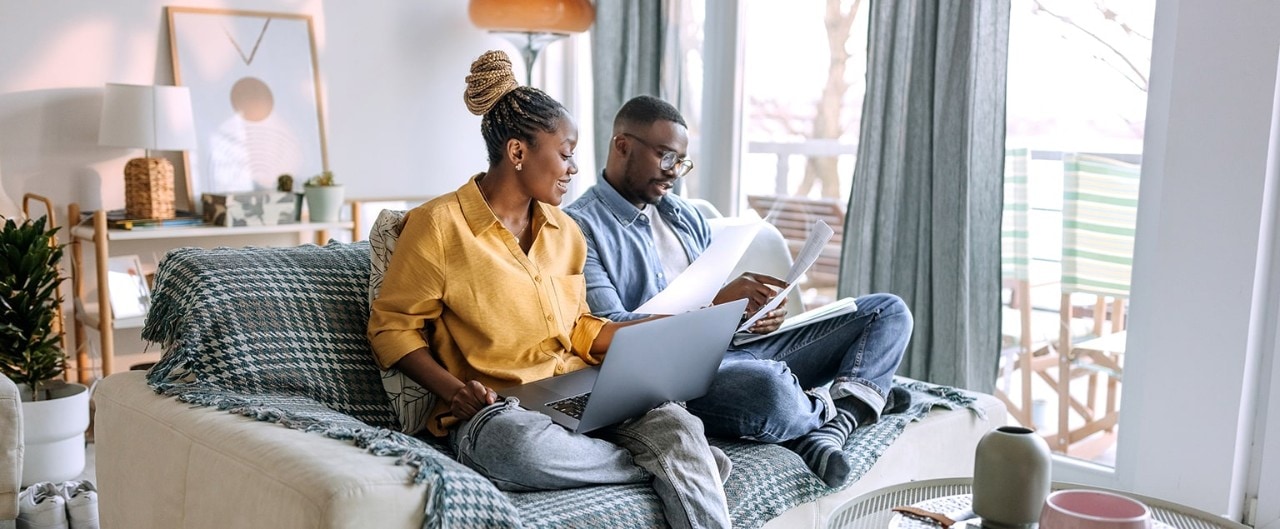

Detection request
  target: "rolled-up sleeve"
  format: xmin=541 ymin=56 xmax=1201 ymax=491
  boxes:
xmin=569 ymin=313 xmax=609 ymax=364
xmin=368 ymin=210 xmax=444 ymax=370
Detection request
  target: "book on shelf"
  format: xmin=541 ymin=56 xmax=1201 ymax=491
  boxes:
xmin=732 ymin=296 xmax=859 ymax=346
xmin=82 ymin=209 xmax=206 ymax=230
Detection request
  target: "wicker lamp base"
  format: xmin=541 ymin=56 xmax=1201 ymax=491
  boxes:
xmin=124 ymin=157 xmax=176 ymax=219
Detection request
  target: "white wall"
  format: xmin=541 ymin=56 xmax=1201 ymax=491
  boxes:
xmin=0 ymin=0 xmax=586 ymax=365
xmin=0 ymin=0 xmax=537 ymax=223
xmin=1116 ymin=0 xmax=1280 ymax=517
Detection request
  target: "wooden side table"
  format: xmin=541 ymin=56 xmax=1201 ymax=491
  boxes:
xmin=828 ymin=478 xmax=1246 ymax=529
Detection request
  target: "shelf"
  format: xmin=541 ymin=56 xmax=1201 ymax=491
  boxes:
xmin=74 ymin=299 xmax=145 ymax=330
xmin=70 ymin=220 xmax=352 ymax=241
xmin=67 ymin=204 xmax=358 ymax=384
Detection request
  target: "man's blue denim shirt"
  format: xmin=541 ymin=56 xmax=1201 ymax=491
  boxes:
xmin=563 ymin=174 xmax=712 ymax=321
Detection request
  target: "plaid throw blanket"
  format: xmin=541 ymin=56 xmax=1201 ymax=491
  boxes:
xmin=143 ymin=242 xmax=981 ymax=529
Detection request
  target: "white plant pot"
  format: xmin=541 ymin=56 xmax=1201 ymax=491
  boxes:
xmin=18 ymin=382 xmax=90 ymax=487
xmin=304 ymin=185 xmax=345 ymax=223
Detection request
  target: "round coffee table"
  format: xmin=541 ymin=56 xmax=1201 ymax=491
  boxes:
xmin=827 ymin=478 xmax=1247 ymax=529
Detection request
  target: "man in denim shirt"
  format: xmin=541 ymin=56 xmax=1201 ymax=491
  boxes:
xmin=564 ymin=95 xmax=913 ymax=487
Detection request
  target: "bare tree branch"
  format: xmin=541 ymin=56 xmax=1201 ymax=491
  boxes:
xmin=1033 ymin=0 xmax=1148 ymax=91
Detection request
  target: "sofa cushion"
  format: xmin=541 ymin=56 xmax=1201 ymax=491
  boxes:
xmin=368 ymin=209 xmax=436 ymax=435
xmin=143 ymin=242 xmax=398 ymax=429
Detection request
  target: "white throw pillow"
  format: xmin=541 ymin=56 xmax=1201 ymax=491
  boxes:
xmin=368 ymin=209 xmax=434 ymax=435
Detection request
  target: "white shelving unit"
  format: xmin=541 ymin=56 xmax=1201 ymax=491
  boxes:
xmin=66 ymin=204 xmax=352 ymax=382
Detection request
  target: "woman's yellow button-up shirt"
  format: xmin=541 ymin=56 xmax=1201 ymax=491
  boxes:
xmin=368 ymin=175 xmax=607 ymax=436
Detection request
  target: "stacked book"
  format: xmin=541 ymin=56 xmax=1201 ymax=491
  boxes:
xmin=87 ymin=210 xmax=206 ymax=230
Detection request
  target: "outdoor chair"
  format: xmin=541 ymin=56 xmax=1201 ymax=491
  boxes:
xmin=1043 ymin=153 xmax=1140 ymax=456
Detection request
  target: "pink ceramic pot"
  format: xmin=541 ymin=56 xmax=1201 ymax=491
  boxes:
xmin=1040 ymin=489 xmax=1152 ymax=529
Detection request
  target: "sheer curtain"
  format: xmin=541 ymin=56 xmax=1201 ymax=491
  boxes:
xmin=589 ymin=0 xmax=666 ymax=171
xmin=840 ymin=0 xmax=1010 ymax=391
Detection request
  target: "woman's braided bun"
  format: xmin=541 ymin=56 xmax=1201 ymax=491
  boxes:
xmin=464 ymin=50 xmax=519 ymax=116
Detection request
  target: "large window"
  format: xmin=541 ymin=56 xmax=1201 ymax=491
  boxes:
xmin=673 ymin=0 xmax=870 ymax=309
xmin=999 ymin=0 xmax=1154 ymax=467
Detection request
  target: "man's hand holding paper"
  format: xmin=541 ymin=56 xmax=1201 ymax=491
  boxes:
xmin=737 ymin=220 xmax=834 ymax=332
xmin=713 ymin=272 xmax=789 ymax=333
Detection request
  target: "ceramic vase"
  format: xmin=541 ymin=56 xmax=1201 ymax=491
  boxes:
xmin=972 ymin=426 xmax=1052 ymax=529
xmin=304 ymin=185 xmax=344 ymax=223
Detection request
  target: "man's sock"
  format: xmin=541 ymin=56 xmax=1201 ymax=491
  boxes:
xmin=884 ymin=385 xmax=913 ymax=416
xmin=783 ymin=409 xmax=857 ymax=487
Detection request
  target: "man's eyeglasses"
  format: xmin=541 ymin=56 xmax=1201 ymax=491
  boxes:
xmin=620 ymin=133 xmax=694 ymax=177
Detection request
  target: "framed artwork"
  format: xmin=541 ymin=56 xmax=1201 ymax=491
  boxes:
xmin=106 ymin=255 xmax=150 ymax=320
xmin=167 ymin=7 xmax=329 ymax=210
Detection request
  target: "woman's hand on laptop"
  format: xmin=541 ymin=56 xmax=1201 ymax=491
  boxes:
xmin=450 ymin=380 xmax=498 ymax=421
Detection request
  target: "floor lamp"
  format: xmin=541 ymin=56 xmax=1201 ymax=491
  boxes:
xmin=468 ymin=0 xmax=595 ymax=86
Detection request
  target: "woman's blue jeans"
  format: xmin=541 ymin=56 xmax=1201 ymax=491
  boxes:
xmin=449 ymin=399 xmax=731 ymax=529
xmin=686 ymin=292 xmax=912 ymax=443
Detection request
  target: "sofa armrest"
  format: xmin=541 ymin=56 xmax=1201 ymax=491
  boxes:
xmin=0 ymin=374 xmax=20 ymax=525
xmin=94 ymin=371 xmax=427 ymax=529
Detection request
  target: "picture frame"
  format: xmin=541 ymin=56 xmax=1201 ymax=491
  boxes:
xmin=167 ymin=7 xmax=329 ymax=211
xmin=106 ymin=255 xmax=151 ymax=320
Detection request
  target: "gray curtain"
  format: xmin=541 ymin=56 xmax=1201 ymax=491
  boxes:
xmin=839 ymin=0 xmax=1009 ymax=391
xmin=590 ymin=0 xmax=665 ymax=170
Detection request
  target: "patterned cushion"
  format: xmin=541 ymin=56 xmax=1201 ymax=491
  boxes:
xmin=368 ymin=209 xmax=436 ymax=435
xmin=143 ymin=242 xmax=398 ymax=429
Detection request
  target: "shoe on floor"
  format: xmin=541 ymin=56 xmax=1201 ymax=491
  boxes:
xmin=17 ymin=482 xmax=68 ymax=529
xmin=58 ymin=481 xmax=99 ymax=529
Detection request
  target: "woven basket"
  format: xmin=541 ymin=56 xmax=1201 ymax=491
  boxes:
xmin=124 ymin=157 xmax=176 ymax=219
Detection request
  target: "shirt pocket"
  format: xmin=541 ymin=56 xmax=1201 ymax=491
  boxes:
xmin=548 ymin=274 xmax=587 ymax=327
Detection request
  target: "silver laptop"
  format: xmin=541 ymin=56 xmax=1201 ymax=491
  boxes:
xmin=498 ymin=299 xmax=747 ymax=434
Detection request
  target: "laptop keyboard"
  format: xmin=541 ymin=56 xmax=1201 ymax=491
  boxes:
xmin=547 ymin=393 xmax=592 ymax=419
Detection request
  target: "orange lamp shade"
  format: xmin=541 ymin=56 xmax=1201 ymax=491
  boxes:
xmin=468 ymin=0 xmax=595 ymax=34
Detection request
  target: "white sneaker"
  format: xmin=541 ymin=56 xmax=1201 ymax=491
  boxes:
xmin=58 ymin=481 xmax=99 ymax=529
xmin=16 ymin=482 xmax=68 ymax=529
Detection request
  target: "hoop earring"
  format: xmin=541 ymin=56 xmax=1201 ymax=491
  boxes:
xmin=515 ymin=163 xmax=523 ymax=171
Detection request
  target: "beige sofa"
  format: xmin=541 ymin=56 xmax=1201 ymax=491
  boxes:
xmin=0 ymin=374 xmax=20 ymax=529
xmin=92 ymin=235 xmax=1006 ymax=529
xmin=96 ymin=370 xmax=1003 ymax=528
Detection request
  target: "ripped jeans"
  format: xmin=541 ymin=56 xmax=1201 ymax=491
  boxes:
xmin=449 ymin=399 xmax=731 ymax=529
xmin=686 ymin=292 xmax=912 ymax=443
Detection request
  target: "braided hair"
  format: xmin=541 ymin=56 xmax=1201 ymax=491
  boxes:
xmin=464 ymin=50 xmax=567 ymax=165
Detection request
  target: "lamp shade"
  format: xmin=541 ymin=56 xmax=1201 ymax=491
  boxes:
xmin=98 ymin=83 xmax=196 ymax=152
xmin=468 ymin=0 xmax=595 ymax=34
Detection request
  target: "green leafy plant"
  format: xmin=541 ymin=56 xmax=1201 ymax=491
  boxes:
xmin=277 ymin=174 xmax=295 ymax=193
xmin=0 ymin=216 xmax=66 ymax=400
xmin=306 ymin=171 xmax=338 ymax=187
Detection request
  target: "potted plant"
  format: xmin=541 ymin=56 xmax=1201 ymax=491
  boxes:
xmin=303 ymin=170 xmax=344 ymax=223
xmin=0 ymin=215 xmax=90 ymax=485
xmin=278 ymin=173 xmax=304 ymax=221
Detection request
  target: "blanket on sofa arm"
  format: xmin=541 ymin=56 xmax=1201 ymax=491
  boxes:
xmin=142 ymin=242 xmax=981 ymax=529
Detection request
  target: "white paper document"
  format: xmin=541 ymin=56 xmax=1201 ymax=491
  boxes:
xmin=634 ymin=219 xmax=764 ymax=315
xmin=733 ymin=296 xmax=858 ymax=346
xmin=737 ymin=219 xmax=834 ymax=332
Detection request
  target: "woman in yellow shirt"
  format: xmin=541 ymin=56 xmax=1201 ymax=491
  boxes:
xmin=367 ymin=51 xmax=730 ymax=529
